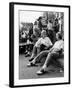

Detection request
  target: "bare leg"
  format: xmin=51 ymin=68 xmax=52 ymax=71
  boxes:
xmin=30 ymin=46 xmax=37 ymax=59
xmin=42 ymin=52 xmax=59 ymax=70
xmin=41 ymin=53 xmax=53 ymax=71
xmin=36 ymin=52 xmax=60 ymax=74
xmin=37 ymin=47 xmax=41 ymax=55
xmin=27 ymin=50 xmax=49 ymax=67
xmin=31 ymin=50 xmax=49 ymax=64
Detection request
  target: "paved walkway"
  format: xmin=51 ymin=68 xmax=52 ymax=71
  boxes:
xmin=19 ymin=54 xmax=64 ymax=79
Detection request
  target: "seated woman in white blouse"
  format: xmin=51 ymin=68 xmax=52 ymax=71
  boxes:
xmin=28 ymin=30 xmax=53 ymax=62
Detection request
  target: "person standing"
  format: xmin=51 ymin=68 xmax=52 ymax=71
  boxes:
xmin=47 ymin=19 xmax=56 ymax=44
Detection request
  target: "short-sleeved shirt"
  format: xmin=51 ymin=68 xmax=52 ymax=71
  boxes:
xmin=52 ymin=40 xmax=64 ymax=52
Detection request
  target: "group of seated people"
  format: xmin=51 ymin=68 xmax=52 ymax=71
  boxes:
xmin=27 ymin=30 xmax=64 ymax=75
xmin=20 ymin=16 xmax=64 ymax=75
xmin=24 ymin=18 xmax=60 ymax=57
xmin=20 ymin=17 xmax=64 ymax=75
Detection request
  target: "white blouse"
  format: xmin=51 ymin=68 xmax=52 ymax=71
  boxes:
xmin=35 ymin=37 xmax=53 ymax=48
xmin=53 ymin=40 xmax=64 ymax=50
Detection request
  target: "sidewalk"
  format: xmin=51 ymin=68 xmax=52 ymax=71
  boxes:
xmin=19 ymin=54 xmax=64 ymax=79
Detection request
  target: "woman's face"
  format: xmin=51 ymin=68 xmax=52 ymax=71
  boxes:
xmin=41 ymin=31 xmax=46 ymax=38
xmin=56 ymin=33 xmax=61 ymax=40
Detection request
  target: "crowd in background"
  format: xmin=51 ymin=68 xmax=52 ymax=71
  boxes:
xmin=19 ymin=12 xmax=64 ymax=56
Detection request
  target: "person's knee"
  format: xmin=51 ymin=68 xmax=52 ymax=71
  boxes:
xmin=48 ymin=53 xmax=54 ymax=59
xmin=34 ymin=45 xmax=36 ymax=48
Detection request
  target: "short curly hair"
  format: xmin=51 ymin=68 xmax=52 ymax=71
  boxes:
xmin=56 ymin=32 xmax=62 ymax=39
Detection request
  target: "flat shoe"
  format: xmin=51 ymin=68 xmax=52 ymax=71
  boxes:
xmin=36 ymin=69 xmax=46 ymax=75
xmin=27 ymin=62 xmax=36 ymax=67
xmin=29 ymin=58 xmax=34 ymax=62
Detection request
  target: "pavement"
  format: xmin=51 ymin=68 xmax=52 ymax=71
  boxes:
xmin=19 ymin=54 xmax=64 ymax=79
